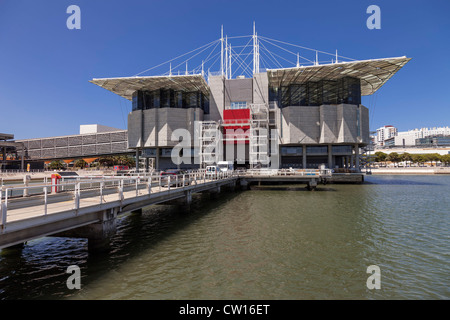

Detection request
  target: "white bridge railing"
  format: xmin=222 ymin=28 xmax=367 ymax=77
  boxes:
xmin=243 ymin=168 xmax=333 ymax=177
xmin=0 ymin=170 xmax=234 ymax=226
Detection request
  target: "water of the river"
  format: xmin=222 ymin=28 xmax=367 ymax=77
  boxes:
xmin=0 ymin=175 xmax=449 ymax=300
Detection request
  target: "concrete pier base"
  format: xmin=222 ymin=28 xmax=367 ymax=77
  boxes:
xmin=131 ymin=208 xmax=143 ymax=215
xmin=240 ymin=179 xmax=249 ymax=190
xmin=52 ymin=208 xmax=118 ymax=252
xmin=307 ymin=179 xmax=317 ymax=191
xmin=185 ymin=190 xmax=193 ymax=205
xmin=163 ymin=190 xmax=193 ymax=208
xmin=1 ymin=242 xmax=25 ymax=256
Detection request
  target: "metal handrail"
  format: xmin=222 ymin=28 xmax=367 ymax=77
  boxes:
xmin=243 ymin=168 xmax=333 ymax=177
xmin=0 ymin=171 xmax=234 ymax=226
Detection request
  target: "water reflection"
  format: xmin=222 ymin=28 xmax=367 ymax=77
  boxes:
xmin=364 ymin=175 xmax=443 ymax=186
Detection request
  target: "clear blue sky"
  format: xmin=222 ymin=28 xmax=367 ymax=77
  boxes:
xmin=1 ymin=0 xmax=449 ymax=139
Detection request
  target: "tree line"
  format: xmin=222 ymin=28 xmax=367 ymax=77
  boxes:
xmin=47 ymin=155 xmax=136 ymax=170
xmin=373 ymin=152 xmax=450 ymax=166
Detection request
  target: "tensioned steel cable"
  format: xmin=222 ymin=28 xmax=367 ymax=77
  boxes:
xmin=133 ymin=39 xmax=220 ymax=77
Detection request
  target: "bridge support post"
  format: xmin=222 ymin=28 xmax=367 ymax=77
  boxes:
xmin=185 ymin=190 xmax=192 ymax=205
xmin=54 ymin=208 xmax=118 ymax=252
xmin=307 ymin=179 xmax=317 ymax=191
xmin=240 ymin=178 xmax=249 ymax=190
xmin=302 ymin=145 xmax=307 ymax=169
xmin=87 ymin=208 xmax=118 ymax=252
xmin=208 ymin=184 xmax=221 ymax=199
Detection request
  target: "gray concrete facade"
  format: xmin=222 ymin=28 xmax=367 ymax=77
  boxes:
xmin=224 ymin=78 xmax=253 ymax=108
xmin=277 ymin=104 xmax=369 ymax=145
xmin=128 ymin=108 xmax=203 ymax=148
xmin=207 ymin=75 xmax=225 ymax=121
xmin=126 ymin=71 xmax=370 ymax=171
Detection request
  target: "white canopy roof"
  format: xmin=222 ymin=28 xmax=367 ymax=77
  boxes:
xmin=91 ymin=57 xmax=410 ymax=99
xmin=266 ymin=56 xmax=411 ymax=96
xmin=90 ymin=74 xmax=210 ymax=101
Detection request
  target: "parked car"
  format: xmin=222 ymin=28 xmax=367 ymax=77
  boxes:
xmin=205 ymin=165 xmax=220 ymax=177
xmin=217 ymin=161 xmax=234 ymax=172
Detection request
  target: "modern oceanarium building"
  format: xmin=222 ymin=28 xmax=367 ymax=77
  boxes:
xmin=90 ymin=27 xmax=411 ymax=170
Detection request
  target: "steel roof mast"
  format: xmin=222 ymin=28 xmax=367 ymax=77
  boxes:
xmin=220 ymin=25 xmax=224 ymax=77
xmin=253 ymin=22 xmax=260 ymax=74
xmin=220 ymin=26 xmax=233 ymax=79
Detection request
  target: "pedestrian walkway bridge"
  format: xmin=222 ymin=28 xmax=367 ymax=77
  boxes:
xmin=0 ymin=168 xmax=332 ymax=250
xmin=0 ymin=171 xmax=237 ymax=249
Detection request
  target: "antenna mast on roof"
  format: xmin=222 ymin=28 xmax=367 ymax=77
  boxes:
xmin=253 ymin=22 xmax=260 ymax=74
xmin=221 ymin=25 xmax=224 ymax=76
xmin=225 ymin=35 xmax=228 ymax=79
xmin=228 ymin=43 xmax=232 ymax=79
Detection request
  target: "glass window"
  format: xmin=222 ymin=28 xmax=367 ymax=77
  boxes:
xmin=306 ymin=146 xmax=328 ymax=154
xmin=338 ymin=77 xmax=361 ymax=105
xmin=332 ymin=145 xmax=352 ymax=154
xmin=289 ymin=85 xmax=302 ymax=106
xmin=322 ymin=80 xmax=338 ymax=104
xmin=160 ymin=89 xmax=169 ymax=108
xmin=280 ymin=86 xmax=290 ymax=108
xmin=203 ymin=94 xmax=209 ymax=114
xmin=273 ymin=76 xmax=361 ymax=108
xmin=153 ymin=90 xmax=160 ymax=108
xmin=143 ymin=91 xmax=154 ymax=109
xmin=176 ymin=92 xmax=183 ymax=108
xmin=141 ymin=148 xmax=157 ymax=157
xmin=132 ymin=92 xmax=139 ymax=111
xmin=230 ymin=101 xmax=247 ymax=109
xmin=307 ymin=81 xmax=321 ymax=106
xmin=269 ymin=87 xmax=279 ymax=102
xmin=132 ymin=89 xmax=208 ymax=111
xmin=169 ymin=89 xmax=175 ymax=108
xmin=189 ymin=92 xmax=197 ymax=108
xmin=281 ymin=146 xmax=303 ymax=155
xmin=161 ymin=148 xmax=172 ymax=157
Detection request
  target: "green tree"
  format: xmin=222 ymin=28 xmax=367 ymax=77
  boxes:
xmin=386 ymin=152 xmax=401 ymax=166
xmin=113 ymin=155 xmax=135 ymax=167
xmin=97 ymin=155 xmax=136 ymax=168
xmin=74 ymin=159 xmax=87 ymax=168
xmin=410 ymin=154 xmax=420 ymax=166
xmin=428 ymin=153 xmax=441 ymax=166
xmin=399 ymin=152 xmax=412 ymax=167
xmin=48 ymin=160 xmax=65 ymax=170
xmin=401 ymin=152 xmax=411 ymax=161
xmin=415 ymin=154 xmax=426 ymax=166
xmin=374 ymin=151 xmax=387 ymax=164
xmin=98 ymin=156 xmax=114 ymax=167
xmin=441 ymin=154 xmax=450 ymax=166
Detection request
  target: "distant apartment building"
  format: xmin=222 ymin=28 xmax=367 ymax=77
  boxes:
xmin=376 ymin=125 xmax=397 ymax=147
xmin=415 ymin=136 xmax=450 ymax=147
xmin=394 ymin=126 xmax=450 ymax=147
